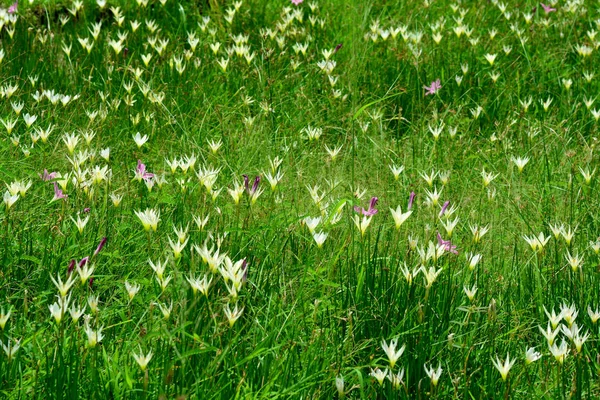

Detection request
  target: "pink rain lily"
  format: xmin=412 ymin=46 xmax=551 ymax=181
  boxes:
xmin=135 ymin=160 xmax=154 ymax=182
xmin=437 ymin=232 xmax=458 ymax=254
xmin=7 ymin=1 xmax=17 ymax=14
xmin=408 ymin=192 xmax=416 ymax=210
xmin=540 ymin=3 xmax=556 ymax=13
xmin=52 ymin=182 xmax=67 ymax=201
xmin=94 ymin=237 xmax=107 ymax=257
xmin=439 ymin=201 xmax=450 ymax=217
xmin=354 ymin=197 xmax=378 ymax=216
xmin=243 ymin=174 xmax=261 ymax=195
xmin=291 ymin=0 xmax=303 ymax=4
xmin=424 ymin=79 xmax=442 ymax=96
xmin=40 ymin=169 xmax=57 ymax=181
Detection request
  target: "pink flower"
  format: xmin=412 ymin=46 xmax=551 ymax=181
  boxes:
xmin=424 ymin=79 xmax=442 ymax=96
xmin=437 ymin=232 xmax=458 ymax=254
xmin=135 ymin=160 xmax=154 ymax=182
xmin=291 ymin=0 xmax=303 ymax=4
xmin=52 ymin=182 xmax=67 ymax=201
xmin=540 ymin=3 xmax=556 ymax=13
xmin=40 ymin=169 xmax=57 ymax=181
xmin=354 ymin=197 xmax=378 ymax=216
xmin=7 ymin=1 xmax=17 ymax=14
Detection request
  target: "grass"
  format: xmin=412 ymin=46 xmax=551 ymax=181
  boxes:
xmin=0 ymin=0 xmax=600 ymax=398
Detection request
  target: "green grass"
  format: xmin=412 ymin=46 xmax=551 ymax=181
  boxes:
xmin=1 ymin=0 xmax=600 ymax=398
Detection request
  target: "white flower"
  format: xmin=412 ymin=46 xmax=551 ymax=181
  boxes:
xmin=132 ymin=132 xmax=149 ymax=148
xmin=312 ymin=231 xmax=328 ymax=248
xmin=492 ymin=353 xmax=515 ymax=381
xmin=381 ymin=338 xmax=405 ymax=368
xmin=133 ymin=347 xmax=153 ymax=371
xmin=390 ymin=206 xmax=412 ymax=229
xmin=134 ymin=208 xmax=160 ymax=232
xmin=424 ymin=363 xmax=442 ymax=386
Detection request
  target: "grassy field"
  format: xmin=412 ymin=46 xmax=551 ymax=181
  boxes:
xmin=0 ymin=0 xmax=599 ymax=398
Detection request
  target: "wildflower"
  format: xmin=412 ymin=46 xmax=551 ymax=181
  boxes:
xmin=134 ymin=208 xmax=160 ymax=232
xmin=0 ymin=308 xmax=11 ymax=329
xmin=511 ymin=156 xmax=530 ymax=173
xmin=523 ymin=233 xmax=550 ymax=252
xmin=50 ymin=273 xmax=76 ymax=298
xmin=70 ymin=215 xmax=90 ymax=234
xmin=465 ymin=253 xmax=482 ymax=270
xmin=110 ymin=193 xmax=122 ymax=207
xmin=484 ymin=53 xmax=497 ymax=66
xmin=304 ymin=216 xmax=321 ymax=234
xmin=390 ymin=206 xmax=412 ymax=229
xmin=53 ymin=184 xmax=67 ymax=202
xmin=525 ymin=347 xmax=542 ymax=364
xmin=3 ymin=191 xmax=19 ymax=209
xmin=2 ymin=338 xmax=19 ymax=361
xmin=424 ymin=79 xmax=442 ymax=95
xmin=369 ymin=368 xmax=388 ymax=385
xmin=437 ymin=233 xmax=458 ymax=254
xmin=539 ymin=323 xmax=560 ymax=346
xmin=420 ymin=169 xmax=438 ymax=186
xmin=540 ymin=3 xmax=556 ymax=13
xmin=387 ymin=368 xmax=405 ymax=389
xmin=424 ymin=363 xmax=442 ymax=387
xmin=335 ymin=375 xmax=345 ymax=397
xmin=134 ymin=160 xmax=154 ymax=182
xmin=77 ymin=262 xmax=95 ymax=285
xmin=428 ymin=122 xmax=444 ymax=141
xmin=352 ymin=215 xmax=372 ymax=237
xmin=469 ymin=224 xmax=489 ymax=243
xmin=124 ymin=281 xmax=141 ymax=301
xmin=158 ymin=301 xmax=173 ymax=320
xmin=325 ymin=144 xmax=343 ymax=161
xmin=40 ymin=170 xmax=58 ymax=182
xmin=492 ymin=353 xmax=515 ymax=381
xmin=579 ymin=167 xmax=595 ymax=184
xmin=84 ymin=322 xmax=104 ymax=348
xmin=588 ymin=306 xmax=600 ymax=324
xmin=424 ymin=187 xmax=442 ymax=207
xmin=549 ymin=340 xmax=568 ymax=364
xmin=381 ymin=338 xmax=405 ymax=368
xmin=94 ymin=237 xmax=107 ymax=257
xmin=548 ymin=223 xmax=563 ymax=239
xmin=560 ymin=303 xmax=578 ymax=327
xmin=544 ymin=306 xmax=563 ymax=329
xmin=560 ymin=225 xmax=576 ymax=245
xmin=463 ymin=284 xmax=477 ymax=302
xmin=354 ymin=197 xmax=378 ymax=216
xmin=69 ymin=303 xmax=85 ymax=322
xmin=133 ymin=347 xmax=153 ymax=371
xmin=389 ymin=164 xmax=404 ymax=180
xmin=312 ymin=231 xmax=328 ymax=248
xmin=168 ymin=236 xmax=188 ymax=260
xmin=407 ymin=192 xmax=416 ymax=210
xmin=481 ymin=168 xmax=498 ymax=187
xmin=132 ymin=132 xmax=148 ymax=148
xmin=400 ymin=263 xmax=419 ymax=285
xmin=565 ymin=251 xmax=583 ymax=272
xmin=264 ymin=170 xmax=284 ymax=191
xmin=441 ymin=217 xmax=459 ymax=237
xmin=422 ymin=266 xmax=443 ymax=289
xmin=224 ymin=303 xmax=244 ymax=327
xmin=187 ymin=274 xmax=212 ymax=296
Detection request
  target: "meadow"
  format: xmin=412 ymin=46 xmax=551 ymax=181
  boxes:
xmin=0 ymin=0 xmax=599 ymax=398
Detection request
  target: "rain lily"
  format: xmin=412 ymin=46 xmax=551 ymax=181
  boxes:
xmin=424 ymin=79 xmax=442 ymax=95
xmin=354 ymin=196 xmax=378 ymax=216
xmin=541 ymin=3 xmax=556 ymax=13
